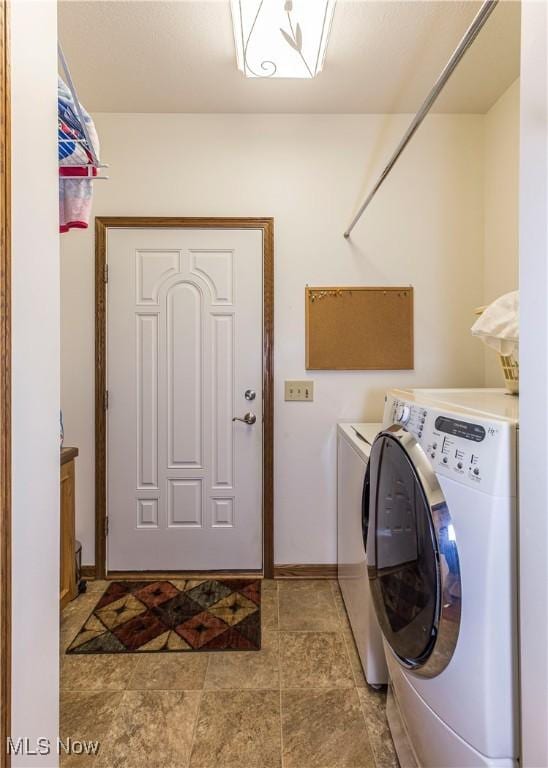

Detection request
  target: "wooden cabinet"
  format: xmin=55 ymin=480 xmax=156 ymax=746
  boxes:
xmin=60 ymin=447 xmax=78 ymax=608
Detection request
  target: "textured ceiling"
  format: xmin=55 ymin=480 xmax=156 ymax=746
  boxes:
xmin=58 ymin=0 xmax=520 ymax=114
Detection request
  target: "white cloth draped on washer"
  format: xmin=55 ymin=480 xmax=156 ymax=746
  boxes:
xmin=471 ymin=290 xmax=519 ymax=358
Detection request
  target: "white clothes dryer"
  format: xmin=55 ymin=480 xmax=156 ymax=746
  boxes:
xmin=367 ymin=389 xmax=519 ymax=767
xmin=337 ymin=422 xmax=388 ymax=687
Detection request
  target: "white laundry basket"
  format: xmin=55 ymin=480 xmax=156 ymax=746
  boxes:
xmin=474 ymin=307 xmax=519 ymax=394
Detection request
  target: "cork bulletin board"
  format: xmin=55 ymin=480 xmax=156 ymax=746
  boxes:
xmin=305 ymin=286 xmax=414 ymax=370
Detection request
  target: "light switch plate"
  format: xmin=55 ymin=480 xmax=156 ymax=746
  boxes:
xmin=285 ymin=380 xmax=314 ymax=402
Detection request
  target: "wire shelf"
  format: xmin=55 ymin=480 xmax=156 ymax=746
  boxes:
xmin=58 ymin=43 xmax=108 ymax=181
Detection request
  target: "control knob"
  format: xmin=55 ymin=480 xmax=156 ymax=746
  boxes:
xmin=395 ymin=404 xmax=411 ymax=425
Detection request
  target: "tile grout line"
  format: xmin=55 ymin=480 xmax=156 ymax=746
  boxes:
xmin=329 ymin=580 xmax=364 ymax=690
xmin=278 ymin=580 xmax=356 ymax=694
xmin=341 ymin=628 xmax=363 ymax=688
xmin=331 ymin=582 xmax=368 ymax=690
xmin=330 ymin=580 xmax=382 ymax=764
xmin=125 ymin=653 xmax=143 ymax=690
xmin=60 ymin=591 xmax=136 ymax=767
xmin=274 ymin=628 xmax=343 ymax=633
xmin=356 ymin=690 xmax=388 ymax=768
xmin=60 ymin=687 xmax=127 ymax=766
xmin=187 ymin=654 xmax=210 ymax=768
xmin=331 ymin=585 xmax=388 ymax=768
xmin=93 ymin=689 xmax=127 ymax=768
xmin=277 ymin=581 xmax=285 ymax=768
xmin=61 ymin=681 xmax=370 ymax=692
xmin=279 ymin=580 xmax=362 ymax=767
xmin=279 ymin=677 xmax=285 ymax=768
xmin=60 ymin=685 xmax=130 ymax=694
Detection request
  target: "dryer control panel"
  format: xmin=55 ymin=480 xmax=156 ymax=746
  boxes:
xmin=384 ymin=393 xmax=517 ymax=497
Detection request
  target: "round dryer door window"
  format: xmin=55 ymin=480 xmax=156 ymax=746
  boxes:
xmin=367 ymin=427 xmax=461 ymax=678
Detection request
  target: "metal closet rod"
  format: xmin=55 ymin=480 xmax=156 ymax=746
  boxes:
xmin=343 ymin=0 xmax=499 ymax=239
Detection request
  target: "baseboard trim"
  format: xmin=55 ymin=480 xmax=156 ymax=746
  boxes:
xmin=80 ymin=566 xmax=265 ymax=581
xmin=81 ymin=565 xmax=96 ymax=579
xmin=83 ymin=564 xmax=338 ymax=580
xmin=273 ymin=564 xmax=337 ymax=579
xmin=106 ymin=570 xmax=263 ymax=580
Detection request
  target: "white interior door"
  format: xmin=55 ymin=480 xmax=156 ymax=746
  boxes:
xmin=106 ymin=227 xmax=263 ymax=571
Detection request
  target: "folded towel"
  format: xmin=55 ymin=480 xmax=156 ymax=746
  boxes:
xmin=58 ymin=77 xmax=100 ymax=234
xmin=471 ymin=291 xmax=519 ymax=357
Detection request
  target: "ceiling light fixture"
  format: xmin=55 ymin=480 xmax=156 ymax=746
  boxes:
xmin=231 ymin=0 xmax=336 ymax=79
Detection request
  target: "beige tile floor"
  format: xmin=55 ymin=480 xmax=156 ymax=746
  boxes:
xmin=60 ymin=579 xmax=399 ymax=768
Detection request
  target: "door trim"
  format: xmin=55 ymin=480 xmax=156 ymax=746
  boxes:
xmin=0 ymin=2 xmax=11 ymax=765
xmin=95 ymin=217 xmax=274 ymax=579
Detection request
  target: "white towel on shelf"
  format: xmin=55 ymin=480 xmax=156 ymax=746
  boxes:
xmin=471 ymin=291 xmax=519 ymax=357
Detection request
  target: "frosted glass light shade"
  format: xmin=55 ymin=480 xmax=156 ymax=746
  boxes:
xmin=231 ymin=0 xmax=336 ymax=79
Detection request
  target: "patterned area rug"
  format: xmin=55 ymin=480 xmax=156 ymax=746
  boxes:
xmin=66 ymin=579 xmax=261 ymax=654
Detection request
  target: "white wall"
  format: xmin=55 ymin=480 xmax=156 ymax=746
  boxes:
xmin=518 ymin=2 xmax=548 ymax=766
xmin=483 ymin=78 xmax=520 ymax=385
xmin=61 ymin=112 xmax=486 ymax=566
xmin=11 ymin=0 xmax=59 ymax=764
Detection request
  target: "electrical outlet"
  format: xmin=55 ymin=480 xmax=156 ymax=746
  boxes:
xmin=285 ymin=380 xmax=314 ymax=402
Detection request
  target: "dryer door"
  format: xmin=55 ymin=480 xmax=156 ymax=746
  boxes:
xmin=361 ymin=461 xmax=370 ymax=551
xmin=367 ymin=426 xmax=461 ymax=678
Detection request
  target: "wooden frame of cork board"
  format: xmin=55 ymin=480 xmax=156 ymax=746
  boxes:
xmin=305 ymin=286 xmax=414 ymax=370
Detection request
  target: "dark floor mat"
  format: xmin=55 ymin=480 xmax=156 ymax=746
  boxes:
xmin=66 ymin=578 xmax=261 ymax=654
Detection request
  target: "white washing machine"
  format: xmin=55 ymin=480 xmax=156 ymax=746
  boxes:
xmin=366 ymin=389 xmax=519 ymax=768
xmin=337 ymin=422 xmax=388 ymax=687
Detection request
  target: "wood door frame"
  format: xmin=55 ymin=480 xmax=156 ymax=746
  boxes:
xmin=0 ymin=2 xmax=10 ymax=766
xmin=95 ymin=217 xmax=274 ymax=579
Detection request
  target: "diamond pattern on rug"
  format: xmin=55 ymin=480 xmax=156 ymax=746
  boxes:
xmin=151 ymin=591 xmax=204 ymax=629
xmin=185 ymin=579 xmax=233 ymax=609
xmin=133 ymin=580 xmax=179 ymax=608
xmin=96 ymin=594 xmax=148 ymax=629
xmin=66 ymin=579 xmax=261 ymax=654
xmin=112 ymin=610 xmax=167 ymax=651
xmin=207 ymin=592 xmax=259 ymax=627
xmin=239 ymin=580 xmax=261 ymax=605
xmin=175 ymin=611 xmax=230 ymax=649
xmin=67 ymin=614 xmax=109 ymax=650
xmin=138 ymin=630 xmax=191 ymax=652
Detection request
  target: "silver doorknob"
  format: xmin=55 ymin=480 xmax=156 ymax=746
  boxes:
xmin=233 ymin=412 xmax=257 ymax=425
